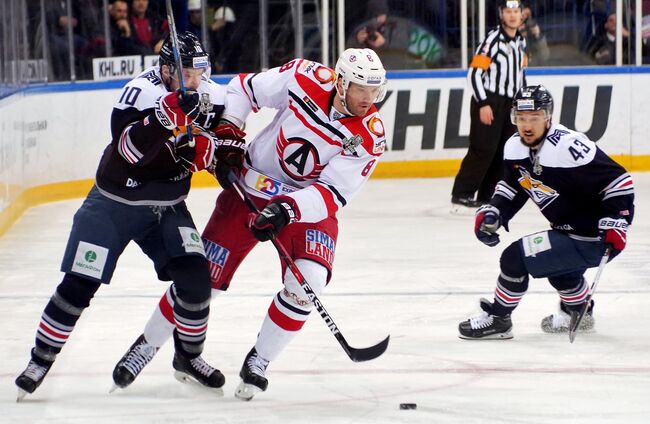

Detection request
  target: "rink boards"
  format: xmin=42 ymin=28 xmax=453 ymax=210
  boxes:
xmin=1 ymin=67 xmax=650 ymax=235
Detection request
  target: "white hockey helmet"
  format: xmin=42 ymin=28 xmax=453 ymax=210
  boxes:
xmin=335 ymin=48 xmax=387 ymax=107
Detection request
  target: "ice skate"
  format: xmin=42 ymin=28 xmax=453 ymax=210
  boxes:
xmin=111 ymin=334 xmax=159 ymax=392
xmin=235 ymin=347 xmax=269 ymax=401
xmin=450 ymin=196 xmax=482 ymax=215
xmin=15 ymin=350 xmax=53 ymax=402
xmin=541 ymin=300 xmax=595 ymax=333
xmin=458 ymin=298 xmax=513 ymax=339
xmin=172 ymin=352 xmax=225 ymax=395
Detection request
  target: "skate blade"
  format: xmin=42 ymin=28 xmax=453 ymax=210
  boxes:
xmin=541 ymin=326 xmax=595 ymax=334
xmin=16 ymin=388 xmax=28 ymax=402
xmin=173 ymin=371 xmax=224 ymax=396
xmin=234 ymin=381 xmax=263 ymax=401
xmin=458 ymin=330 xmax=513 ymax=340
xmin=541 ymin=317 xmax=595 ymax=334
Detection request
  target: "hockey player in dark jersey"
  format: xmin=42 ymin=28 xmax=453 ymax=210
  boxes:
xmin=14 ymin=32 xmax=243 ymax=400
xmin=458 ymin=85 xmax=634 ymax=339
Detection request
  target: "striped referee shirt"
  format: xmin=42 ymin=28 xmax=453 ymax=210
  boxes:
xmin=468 ymin=26 xmax=527 ymax=105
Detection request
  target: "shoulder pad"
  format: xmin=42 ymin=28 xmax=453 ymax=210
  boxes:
xmin=503 ymin=134 xmax=528 ymax=160
xmin=297 ymin=60 xmax=336 ymax=86
xmin=554 ymin=130 xmax=597 ymax=168
xmin=198 ymin=79 xmax=226 ymax=105
xmin=113 ymin=75 xmax=166 ymax=111
xmin=360 ymin=111 xmax=387 ymax=156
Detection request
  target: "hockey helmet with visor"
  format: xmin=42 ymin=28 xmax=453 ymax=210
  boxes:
xmin=159 ymin=32 xmax=210 ymax=76
xmin=510 ymin=84 xmax=554 ymax=125
xmin=334 ymin=48 xmax=387 ymax=114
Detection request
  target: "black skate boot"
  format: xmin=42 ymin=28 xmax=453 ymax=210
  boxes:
xmin=15 ymin=349 xmax=54 ymax=401
xmin=172 ymin=352 xmax=225 ymax=394
xmin=450 ymin=196 xmax=482 ymax=215
xmin=541 ymin=300 xmax=595 ymax=333
xmin=111 ymin=334 xmax=159 ymax=391
xmin=235 ymin=347 xmax=269 ymax=401
xmin=458 ymin=298 xmax=513 ymax=340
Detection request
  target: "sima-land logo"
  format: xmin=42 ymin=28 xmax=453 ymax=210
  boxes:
xmin=84 ymin=250 xmax=97 ymax=263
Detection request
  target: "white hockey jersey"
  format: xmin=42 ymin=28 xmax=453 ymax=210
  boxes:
xmin=224 ymin=59 xmax=387 ymax=223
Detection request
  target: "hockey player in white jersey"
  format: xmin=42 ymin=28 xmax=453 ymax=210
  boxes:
xmin=113 ymin=48 xmax=388 ymax=399
xmin=458 ymin=85 xmax=634 ymax=339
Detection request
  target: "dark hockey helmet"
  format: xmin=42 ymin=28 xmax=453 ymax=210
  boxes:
xmin=498 ymin=0 xmax=523 ymax=10
xmin=510 ymin=85 xmax=554 ymax=124
xmin=159 ymin=31 xmax=210 ymax=71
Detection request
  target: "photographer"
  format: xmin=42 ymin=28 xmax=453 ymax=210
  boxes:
xmin=345 ymin=0 xmax=389 ymax=49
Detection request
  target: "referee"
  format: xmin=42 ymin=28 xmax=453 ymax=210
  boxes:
xmin=451 ymin=0 xmax=527 ymax=213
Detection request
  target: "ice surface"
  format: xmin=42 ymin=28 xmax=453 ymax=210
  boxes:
xmin=1 ymin=176 xmax=649 ymax=423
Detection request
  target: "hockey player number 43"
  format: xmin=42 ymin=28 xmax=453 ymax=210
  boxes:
xmin=569 ymin=139 xmax=591 ymax=161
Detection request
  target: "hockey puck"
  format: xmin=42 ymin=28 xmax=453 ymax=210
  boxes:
xmin=399 ymin=403 xmax=417 ymax=410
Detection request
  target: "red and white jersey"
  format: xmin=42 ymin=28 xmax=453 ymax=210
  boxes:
xmin=223 ymin=59 xmax=387 ymax=223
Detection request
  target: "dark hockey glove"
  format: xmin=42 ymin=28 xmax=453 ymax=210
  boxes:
xmin=598 ymin=217 xmax=628 ymax=257
xmin=475 ymin=205 xmax=502 ymax=247
xmin=212 ymin=122 xmax=247 ymax=189
xmin=248 ymin=196 xmax=300 ymax=242
xmin=173 ymin=130 xmax=217 ymax=172
xmin=155 ymin=89 xmax=201 ymax=130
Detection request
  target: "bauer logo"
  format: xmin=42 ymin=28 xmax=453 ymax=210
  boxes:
xmin=305 ymin=229 xmax=335 ymax=265
xmin=71 ymin=242 xmax=108 ymax=280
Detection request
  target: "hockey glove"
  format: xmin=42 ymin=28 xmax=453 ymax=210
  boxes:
xmin=155 ymin=89 xmax=201 ymax=130
xmin=249 ymin=196 xmax=300 ymax=242
xmin=598 ymin=217 xmax=628 ymax=256
xmin=212 ymin=122 xmax=247 ymax=189
xmin=173 ymin=130 xmax=217 ymax=173
xmin=475 ymin=205 xmax=502 ymax=247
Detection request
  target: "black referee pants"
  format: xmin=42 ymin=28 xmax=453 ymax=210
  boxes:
xmin=451 ymin=94 xmax=516 ymax=202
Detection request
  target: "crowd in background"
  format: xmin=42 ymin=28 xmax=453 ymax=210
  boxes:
xmin=16 ymin=0 xmax=650 ymax=82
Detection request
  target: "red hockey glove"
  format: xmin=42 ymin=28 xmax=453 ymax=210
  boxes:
xmin=173 ymin=130 xmax=217 ymax=173
xmin=212 ymin=122 xmax=247 ymax=189
xmin=598 ymin=217 xmax=628 ymax=254
xmin=155 ymin=89 xmax=201 ymax=130
xmin=475 ymin=205 xmax=502 ymax=247
xmin=248 ymin=196 xmax=300 ymax=242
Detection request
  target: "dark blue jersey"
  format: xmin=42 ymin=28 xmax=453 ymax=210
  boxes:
xmin=491 ymin=123 xmax=634 ymax=238
xmin=95 ymin=67 xmax=226 ymax=205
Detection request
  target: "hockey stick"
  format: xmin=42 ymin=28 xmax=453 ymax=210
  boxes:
xmin=164 ymin=0 xmax=194 ymax=147
xmin=228 ymin=172 xmax=390 ymax=362
xmin=569 ymin=247 xmax=612 ymax=343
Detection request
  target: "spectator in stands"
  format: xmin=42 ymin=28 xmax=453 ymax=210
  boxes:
xmin=187 ymin=0 xmax=203 ymax=42
xmin=587 ymin=12 xmax=629 ymax=64
xmin=519 ymin=4 xmax=550 ymax=65
xmin=345 ymin=0 xmax=389 ymax=50
xmin=109 ymin=0 xmax=137 ymax=56
xmin=129 ymin=0 xmax=168 ymax=55
xmin=210 ymin=4 xmax=249 ymax=73
xmin=45 ymin=0 xmax=90 ymax=80
xmin=582 ymin=0 xmax=614 ymax=51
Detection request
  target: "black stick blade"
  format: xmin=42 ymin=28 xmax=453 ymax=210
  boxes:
xmin=346 ymin=335 xmax=390 ymax=362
